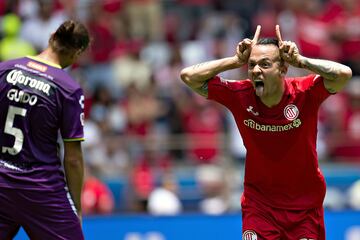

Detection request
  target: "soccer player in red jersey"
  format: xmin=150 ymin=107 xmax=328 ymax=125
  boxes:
xmin=180 ymin=25 xmax=352 ymax=240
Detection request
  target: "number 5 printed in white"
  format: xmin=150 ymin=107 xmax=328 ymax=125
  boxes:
xmin=2 ymin=106 xmax=27 ymax=155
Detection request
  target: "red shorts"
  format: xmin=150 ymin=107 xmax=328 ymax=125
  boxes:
xmin=242 ymin=198 xmax=325 ymax=240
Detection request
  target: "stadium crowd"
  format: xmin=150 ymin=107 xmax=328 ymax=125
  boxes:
xmin=1 ymin=0 xmax=360 ymax=214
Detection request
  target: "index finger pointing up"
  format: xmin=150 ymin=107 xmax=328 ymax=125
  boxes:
xmin=276 ymin=25 xmax=283 ymax=43
xmin=252 ymin=25 xmax=261 ymax=43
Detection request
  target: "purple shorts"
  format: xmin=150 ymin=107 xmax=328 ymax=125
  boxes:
xmin=0 ymin=187 xmax=84 ymax=240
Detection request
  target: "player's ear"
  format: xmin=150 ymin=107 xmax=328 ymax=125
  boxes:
xmin=280 ymin=62 xmax=288 ymax=76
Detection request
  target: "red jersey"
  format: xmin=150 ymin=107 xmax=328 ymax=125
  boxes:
xmin=208 ymin=74 xmax=331 ymax=209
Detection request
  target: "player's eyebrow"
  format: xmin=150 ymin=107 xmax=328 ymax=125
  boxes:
xmin=250 ymin=57 xmax=280 ymax=62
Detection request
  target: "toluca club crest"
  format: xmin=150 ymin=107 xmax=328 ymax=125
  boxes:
xmin=284 ymin=104 xmax=299 ymax=121
xmin=243 ymin=230 xmax=258 ymax=240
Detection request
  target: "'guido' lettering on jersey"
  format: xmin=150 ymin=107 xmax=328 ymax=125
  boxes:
xmin=6 ymin=69 xmax=51 ymax=96
xmin=7 ymin=89 xmax=38 ymax=106
xmin=244 ymin=118 xmax=302 ymax=132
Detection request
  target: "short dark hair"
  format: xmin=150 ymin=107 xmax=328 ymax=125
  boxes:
xmin=49 ymin=20 xmax=90 ymax=56
xmin=256 ymin=38 xmax=279 ymax=46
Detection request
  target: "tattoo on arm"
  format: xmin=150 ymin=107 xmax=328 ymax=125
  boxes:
xmin=194 ymin=81 xmax=209 ymax=97
xmin=192 ymin=61 xmax=210 ymax=70
xmin=301 ymin=57 xmax=352 ymax=93
xmin=326 ymin=87 xmax=337 ymax=94
xmin=302 ymin=58 xmax=343 ymax=81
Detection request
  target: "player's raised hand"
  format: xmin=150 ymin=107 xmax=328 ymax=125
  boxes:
xmin=235 ymin=25 xmax=261 ymax=65
xmin=276 ymin=25 xmax=303 ymax=68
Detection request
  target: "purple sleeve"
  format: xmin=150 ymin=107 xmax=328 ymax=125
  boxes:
xmin=60 ymin=88 xmax=85 ymax=141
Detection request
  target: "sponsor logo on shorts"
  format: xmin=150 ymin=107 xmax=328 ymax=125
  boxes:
xmin=284 ymin=104 xmax=299 ymax=120
xmin=243 ymin=230 xmax=257 ymax=240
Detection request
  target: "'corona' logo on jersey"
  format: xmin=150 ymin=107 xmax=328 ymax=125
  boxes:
xmin=6 ymin=70 xmax=51 ymax=96
xmin=284 ymin=104 xmax=299 ymax=120
xmin=27 ymin=61 xmax=47 ymax=72
xmin=244 ymin=118 xmax=302 ymax=132
xmin=243 ymin=230 xmax=257 ymax=240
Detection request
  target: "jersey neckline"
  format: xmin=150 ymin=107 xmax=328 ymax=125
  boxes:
xmin=26 ymin=56 xmax=62 ymax=69
xmin=256 ymin=79 xmax=291 ymax=115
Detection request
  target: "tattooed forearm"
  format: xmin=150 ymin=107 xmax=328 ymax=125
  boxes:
xmin=301 ymin=57 xmax=350 ymax=81
xmin=301 ymin=58 xmax=343 ymax=81
xmin=192 ymin=62 xmax=211 ymax=70
xmin=194 ymin=81 xmax=209 ymax=97
xmin=181 ymin=56 xmax=243 ymax=96
xmin=298 ymin=56 xmax=352 ymax=92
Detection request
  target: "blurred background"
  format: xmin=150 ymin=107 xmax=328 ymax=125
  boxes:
xmin=2 ymin=0 xmax=360 ymax=239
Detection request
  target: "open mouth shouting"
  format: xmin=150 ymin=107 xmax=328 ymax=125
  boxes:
xmin=254 ymin=79 xmax=264 ymax=97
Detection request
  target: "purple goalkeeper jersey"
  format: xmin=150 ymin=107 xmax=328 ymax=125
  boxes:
xmin=0 ymin=56 xmax=84 ymax=191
